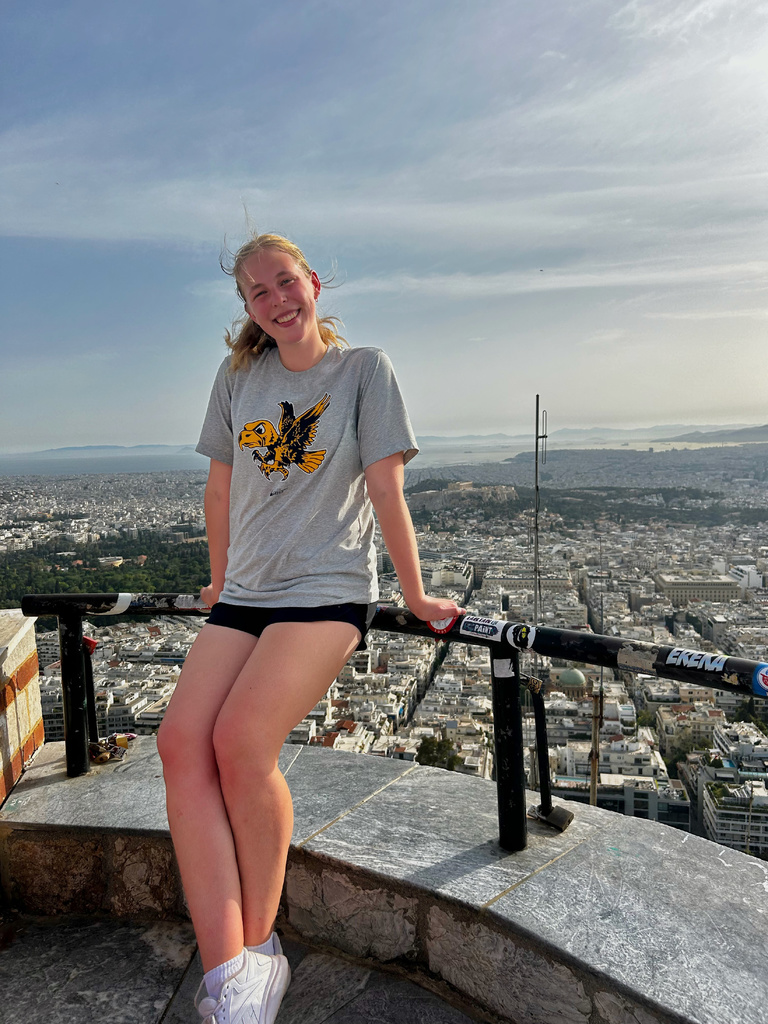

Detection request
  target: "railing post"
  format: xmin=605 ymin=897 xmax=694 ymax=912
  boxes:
xmin=58 ymin=614 xmax=89 ymax=777
xmin=82 ymin=638 xmax=99 ymax=744
xmin=490 ymin=648 xmax=527 ymax=851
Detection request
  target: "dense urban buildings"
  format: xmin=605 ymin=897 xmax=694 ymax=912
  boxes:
xmin=2 ymin=442 xmax=768 ymax=858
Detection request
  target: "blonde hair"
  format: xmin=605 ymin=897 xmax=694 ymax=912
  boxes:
xmin=221 ymin=233 xmax=346 ymax=372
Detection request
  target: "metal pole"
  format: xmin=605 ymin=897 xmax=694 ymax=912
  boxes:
xmin=533 ymin=394 xmax=540 ymax=631
xmin=490 ymin=649 xmax=527 ymax=851
xmin=82 ymin=640 xmax=99 ymax=743
xmin=58 ymin=614 xmax=89 ymax=777
xmin=530 ymin=688 xmax=553 ymax=816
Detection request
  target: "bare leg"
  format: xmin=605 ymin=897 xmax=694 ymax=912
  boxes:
xmin=212 ymin=620 xmax=361 ymax=946
xmin=157 ymin=624 xmax=259 ymax=970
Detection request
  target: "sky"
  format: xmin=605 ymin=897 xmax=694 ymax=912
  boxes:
xmin=1 ymin=0 xmax=767 ymax=452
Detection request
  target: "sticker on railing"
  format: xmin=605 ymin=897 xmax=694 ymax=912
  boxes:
xmin=459 ymin=615 xmax=502 ymax=640
xmin=91 ymin=592 xmax=132 ymax=616
xmin=753 ymin=664 xmax=768 ymax=697
xmin=666 ymin=648 xmax=727 ymax=672
xmin=493 ymin=658 xmax=515 ymax=678
xmin=428 ymin=615 xmax=459 ymax=635
xmin=616 ymin=643 xmax=659 ymax=673
xmin=508 ymin=623 xmax=536 ymax=650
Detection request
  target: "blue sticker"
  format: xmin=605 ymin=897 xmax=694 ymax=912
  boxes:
xmin=753 ymin=663 xmax=768 ymax=697
xmin=459 ymin=615 xmax=502 ymax=640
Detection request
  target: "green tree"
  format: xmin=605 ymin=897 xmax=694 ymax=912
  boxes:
xmin=416 ymin=736 xmax=460 ymax=771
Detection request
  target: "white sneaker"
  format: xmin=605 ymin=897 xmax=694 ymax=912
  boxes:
xmin=195 ymin=950 xmax=291 ymax=1024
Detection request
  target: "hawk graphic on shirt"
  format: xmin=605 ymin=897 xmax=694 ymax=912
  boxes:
xmin=238 ymin=393 xmax=331 ymax=480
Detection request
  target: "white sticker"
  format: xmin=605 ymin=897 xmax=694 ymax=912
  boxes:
xmin=459 ymin=615 xmax=503 ymax=641
xmin=91 ymin=592 xmax=132 ymax=616
xmin=428 ymin=615 xmax=459 ymax=635
xmin=492 ymin=658 xmax=515 ymax=678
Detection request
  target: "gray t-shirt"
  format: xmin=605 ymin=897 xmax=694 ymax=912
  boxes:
xmin=196 ymin=345 xmax=418 ymax=607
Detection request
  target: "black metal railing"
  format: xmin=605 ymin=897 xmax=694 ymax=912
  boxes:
xmin=20 ymin=593 xmax=768 ymax=853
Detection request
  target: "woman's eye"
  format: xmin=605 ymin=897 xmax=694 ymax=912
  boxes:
xmin=281 ymin=278 xmax=295 ymax=286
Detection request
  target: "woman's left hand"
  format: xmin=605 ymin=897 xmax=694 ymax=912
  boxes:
xmin=406 ymin=595 xmax=463 ymax=623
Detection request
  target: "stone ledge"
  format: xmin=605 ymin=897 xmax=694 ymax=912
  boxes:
xmin=1 ymin=739 xmax=765 ymax=1024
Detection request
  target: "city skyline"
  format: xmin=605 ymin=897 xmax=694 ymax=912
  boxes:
xmin=2 ymin=0 xmax=767 ymax=452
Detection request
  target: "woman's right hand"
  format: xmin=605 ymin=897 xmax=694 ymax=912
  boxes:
xmin=200 ymin=583 xmax=220 ymax=609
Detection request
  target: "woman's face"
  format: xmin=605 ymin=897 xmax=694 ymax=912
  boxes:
xmin=240 ymin=248 xmax=322 ymax=350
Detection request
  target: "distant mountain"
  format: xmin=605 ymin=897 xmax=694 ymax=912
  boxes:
xmin=549 ymin=424 xmax=752 ymax=442
xmin=415 ymin=424 xmax=754 ymax=445
xmin=657 ymin=425 xmax=768 ymax=443
xmin=416 ymin=433 xmax=523 ymax=443
xmin=0 ymin=445 xmax=206 ymax=476
xmin=18 ymin=444 xmax=199 ymax=459
xmin=1 ymin=425 xmax=764 ymax=477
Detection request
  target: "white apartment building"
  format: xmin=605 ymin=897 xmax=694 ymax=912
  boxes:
xmin=559 ymin=737 xmax=666 ymax=780
xmin=728 ymin=565 xmax=764 ymax=593
xmin=35 ymin=632 xmax=61 ymax=669
xmin=287 ymin=719 xmax=316 ymax=745
xmin=703 ymin=780 xmax=768 ymax=856
xmin=106 ymin=689 xmax=152 ymax=733
xmin=712 ymin=722 xmax=768 ymax=763
xmin=656 ymin=704 xmax=726 ymax=757
xmin=40 ymin=683 xmax=65 ymax=742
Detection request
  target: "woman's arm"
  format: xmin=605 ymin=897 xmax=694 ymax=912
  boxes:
xmin=201 ymin=458 xmax=232 ymax=607
xmin=365 ymin=452 xmax=462 ymax=622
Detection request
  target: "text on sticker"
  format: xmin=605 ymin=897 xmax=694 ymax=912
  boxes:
xmin=666 ymin=648 xmax=727 ymax=672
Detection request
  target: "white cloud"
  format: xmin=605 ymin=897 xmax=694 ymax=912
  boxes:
xmin=611 ymin=0 xmax=761 ymax=41
xmin=646 ymin=308 xmax=768 ymax=321
xmin=580 ymin=329 xmax=627 ymax=347
xmin=341 ymin=261 xmax=768 ymax=300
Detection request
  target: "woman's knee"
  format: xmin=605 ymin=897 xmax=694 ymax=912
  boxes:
xmin=212 ymin=713 xmax=280 ymax=788
xmin=158 ymin=714 xmax=215 ymax=782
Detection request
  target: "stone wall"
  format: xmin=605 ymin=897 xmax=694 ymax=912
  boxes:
xmin=0 ymin=611 xmax=44 ymax=804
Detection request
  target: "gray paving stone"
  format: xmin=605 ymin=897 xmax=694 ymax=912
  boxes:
xmin=0 ymin=741 xmax=415 ymax=845
xmin=324 ymin=973 xmax=480 ymax=1024
xmin=276 ymin=951 xmax=371 ymax=1024
xmin=0 ymin=914 xmax=195 ymax=1024
xmin=282 ymin=746 xmax=417 ymax=844
xmin=302 ymin=764 xmax=615 ymax=905
xmin=490 ymin=816 xmax=768 ymax=1024
xmin=0 ymin=737 xmax=169 ymax=833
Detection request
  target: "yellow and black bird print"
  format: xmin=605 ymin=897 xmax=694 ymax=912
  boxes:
xmin=238 ymin=393 xmax=331 ymax=480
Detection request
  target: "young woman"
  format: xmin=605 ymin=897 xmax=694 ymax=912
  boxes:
xmin=157 ymin=233 xmax=461 ymax=1024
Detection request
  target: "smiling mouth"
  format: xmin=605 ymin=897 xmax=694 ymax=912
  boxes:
xmin=274 ymin=309 xmax=299 ymax=325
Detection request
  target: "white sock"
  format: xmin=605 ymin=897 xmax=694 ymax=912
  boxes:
xmin=246 ymin=934 xmax=275 ymax=956
xmin=204 ymin=949 xmax=246 ymax=1000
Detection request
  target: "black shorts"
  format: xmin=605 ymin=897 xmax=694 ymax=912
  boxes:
xmin=206 ymin=601 xmax=378 ymax=651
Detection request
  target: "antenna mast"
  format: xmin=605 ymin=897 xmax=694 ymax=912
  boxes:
xmin=533 ymin=395 xmax=547 ymax=630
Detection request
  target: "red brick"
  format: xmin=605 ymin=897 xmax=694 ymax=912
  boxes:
xmin=0 ymin=753 xmax=22 ymax=806
xmin=14 ymin=653 xmax=39 ymax=692
xmin=31 ymin=720 xmax=45 ymax=749
xmin=0 ymin=767 xmax=13 ymax=804
xmin=0 ymin=683 xmax=14 ymax=713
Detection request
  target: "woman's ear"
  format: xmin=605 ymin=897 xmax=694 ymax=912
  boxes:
xmin=310 ymin=270 xmax=321 ymax=299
